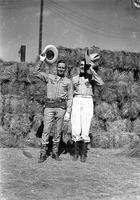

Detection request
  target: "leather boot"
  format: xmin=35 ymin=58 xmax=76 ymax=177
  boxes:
xmin=52 ymin=142 xmax=62 ymax=161
xmin=80 ymin=142 xmax=88 ymax=163
xmin=38 ymin=144 xmax=48 ymax=163
xmin=72 ymin=142 xmax=79 ymax=161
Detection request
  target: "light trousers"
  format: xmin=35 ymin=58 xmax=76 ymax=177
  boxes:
xmin=42 ymin=107 xmax=65 ymax=145
xmin=71 ymin=95 xmax=93 ymax=143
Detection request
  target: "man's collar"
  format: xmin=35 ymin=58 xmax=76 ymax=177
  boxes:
xmin=79 ymin=72 xmax=85 ymax=77
xmin=55 ymin=75 xmax=64 ymax=81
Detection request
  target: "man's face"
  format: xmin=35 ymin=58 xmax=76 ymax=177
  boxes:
xmin=57 ymin=62 xmax=66 ymax=77
xmin=80 ymin=60 xmax=85 ymax=73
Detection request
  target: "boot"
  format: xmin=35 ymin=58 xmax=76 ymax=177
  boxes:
xmin=38 ymin=144 xmax=48 ymax=163
xmin=80 ymin=142 xmax=88 ymax=163
xmin=72 ymin=142 xmax=79 ymax=161
xmin=52 ymin=142 xmax=62 ymax=161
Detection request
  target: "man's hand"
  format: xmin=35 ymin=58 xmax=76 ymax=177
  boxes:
xmin=40 ymin=54 xmax=46 ymax=62
xmin=89 ymin=62 xmax=97 ymax=74
xmin=64 ymin=112 xmax=70 ymax=121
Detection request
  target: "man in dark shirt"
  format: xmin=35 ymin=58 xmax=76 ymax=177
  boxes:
xmin=34 ymin=54 xmax=73 ymax=163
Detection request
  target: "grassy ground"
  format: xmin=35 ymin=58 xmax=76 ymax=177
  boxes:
xmin=0 ymin=146 xmax=140 ymax=200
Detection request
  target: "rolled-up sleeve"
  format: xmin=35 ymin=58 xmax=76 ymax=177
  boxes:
xmin=33 ymin=61 xmax=48 ymax=83
xmin=91 ymin=70 xmax=104 ymax=86
xmin=66 ymin=80 xmax=73 ymax=114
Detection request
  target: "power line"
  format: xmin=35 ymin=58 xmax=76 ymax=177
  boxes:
xmin=1 ymin=0 xmax=138 ymax=40
xmin=45 ymin=0 xmax=130 ymax=39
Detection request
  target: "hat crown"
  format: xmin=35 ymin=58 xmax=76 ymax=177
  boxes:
xmin=90 ymin=53 xmax=100 ymax=61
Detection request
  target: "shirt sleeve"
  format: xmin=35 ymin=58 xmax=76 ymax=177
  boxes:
xmin=66 ymin=80 xmax=73 ymax=114
xmin=33 ymin=61 xmax=48 ymax=83
xmin=91 ymin=69 xmax=104 ymax=86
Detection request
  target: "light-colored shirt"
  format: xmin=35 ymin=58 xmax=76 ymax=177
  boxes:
xmin=33 ymin=65 xmax=73 ymax=114
xmin=72 ymin=72 xmax=104 ymax=97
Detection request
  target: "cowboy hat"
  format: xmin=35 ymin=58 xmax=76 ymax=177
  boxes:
xmin=89 ymin=53 xmax=100 ymax=62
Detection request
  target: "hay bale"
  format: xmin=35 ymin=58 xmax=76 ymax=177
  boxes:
xmin=95 ymin=101 xmax=118 ymax=122
xmin=107 ymin=119 xmax=127 ymax=133
xmin=0 ymin=64 xmax=18 ymax=82
xmin=107 ymin=120 xmax=130 ymax=147
xmin=3 ymin=113 xmax=12 ymax=130
xmin=30 ymin=114 xmax=43 ymax=133
xmin=124 ymin=139 xmax=140 ymax=158
xmin=133 ymin=119 xmax=140 ymax=135
xmin=100 ymin=83 xmax=117 ymax=104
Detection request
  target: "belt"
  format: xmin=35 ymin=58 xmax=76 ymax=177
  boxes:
xmin=46 ymin=98 xmax=66 ymax=103
xmin=74 ymin=95 xmax=92 ymax=98
xmin=45 ymin=98 xmax=67 ymax=109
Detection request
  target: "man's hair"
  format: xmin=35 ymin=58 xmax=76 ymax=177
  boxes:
xmin=57 ymin=59 xmax=66 ymax=67
xmin=81 ymin=58 xmax=86 ymax=64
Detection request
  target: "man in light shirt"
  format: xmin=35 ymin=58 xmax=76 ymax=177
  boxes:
xmin=71 ymin=53 xmax=104 ymax=162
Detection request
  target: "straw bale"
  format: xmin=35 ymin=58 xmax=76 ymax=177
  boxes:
xmin=0 ymin=63 xmax=18 ymax=82
xmin=120 ymin=100 xmax=139 ymax=121
xmin=133 ymin=119 xmax=140 ymax=135
xmin=120 ymin=102 xmax=130 ymax=119
xmin=99 ymin=132 xmax=112 ymax=148
xmin=8 ymin=114 xmax=31 ymax=136
xmin=1 ymin=79 xmax=11 ymax=95
xmin=129 ymin=101 xmax=140 ymax=120
xmin=114 ymin=51 xmax=126 ymax=69
xmin=107 ymin=120 xmax=128 ymax=147
xmin=9 ymin=96 xmax=27 ymax=114
xmin=7 ymin=81 xmax=19 ymax=95
xmin=90 ymin=129 xmax=134 ymax=149
xmin=112 ymin=132 xmax=132 ymax=148
xmin=90 ymin=117 xmax=128 ymax=148
xmin=30 ymin=114 xmax=43 ymax=133
xmin=101 ymin=50 xmax=116 ymax=69
xmin=127 ymin=142 xmax=140 ymax=157
xmin=107 ymin=119 xmax=127 ymax=133
xmin=100 ymin=83 xmax=117 ymax=103
xmin=3 ymin=113 xmax=13 ymax=130
xmin=3 ymin=95 xmax=11 ymax=113
xmin=99 ymin=68 xmax=114 ymax=82
xmin=123 ymin=136 xmax=140 ymax=158
xmin=9 ymin=114 xmax=21 ymax=135
xmin=27 ymin=100 xmax=43 ymax=115
xmin=95 ymin=101 xmax=118 ymax=121
xmin=19 ymin=114 xmax=31 ymax=136
xmin=130 ymin=82 xmax=140 ymax=100
xmin=17 ymin=63 xmax=30 ymax=79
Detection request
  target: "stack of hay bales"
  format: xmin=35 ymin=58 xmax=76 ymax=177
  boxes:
xmin=0 ymin=46 xmax=140 ymax=149
xmin=90 ymin=49 xmax=140 ymax=148
xmin=0 ymin=62 xmax=45 ymax=146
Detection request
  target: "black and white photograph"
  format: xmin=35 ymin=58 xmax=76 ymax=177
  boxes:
xmin=0 ymin=0 xmax=140 ymax=199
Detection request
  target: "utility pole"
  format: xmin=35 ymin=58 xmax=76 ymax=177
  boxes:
xmin=38 ymin=0 xmax=44 ymax=55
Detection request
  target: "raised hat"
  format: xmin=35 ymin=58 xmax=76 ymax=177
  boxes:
xmin=90 ymin=53 xmax=100 ymax=62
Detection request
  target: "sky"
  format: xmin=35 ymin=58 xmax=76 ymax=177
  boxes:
xmin=0 ymin=0 xmax=140 ymax=62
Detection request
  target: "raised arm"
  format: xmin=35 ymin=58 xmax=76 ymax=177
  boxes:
xmin=33 ymin=54 xmax=48 ymax=83
xmin=89 ymin=65 xmax=104 ymax=86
